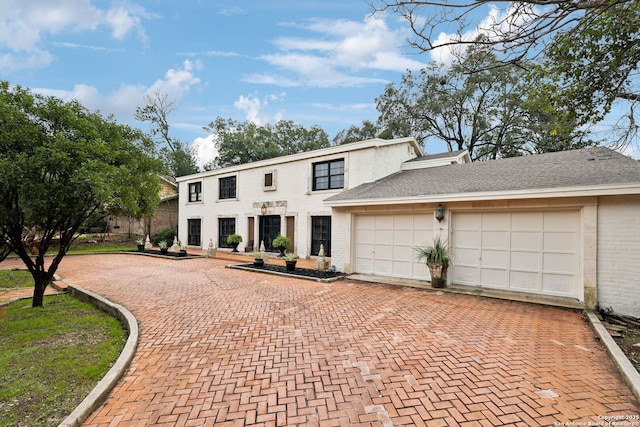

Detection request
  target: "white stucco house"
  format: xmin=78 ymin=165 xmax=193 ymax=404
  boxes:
xmin=176 ymin=137 xmax=421 ymax=258
xmin=177 ymin=138 xmax=640 ymax=317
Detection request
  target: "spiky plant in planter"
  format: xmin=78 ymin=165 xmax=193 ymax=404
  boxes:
xmin=226 ymin=234 xmax=243 ymax=252
xmin=415 ymin=236 xmax=450 ymax=288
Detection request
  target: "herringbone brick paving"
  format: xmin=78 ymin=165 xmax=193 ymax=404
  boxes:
xmin=3 ymin=254 xmax=639 ymax=426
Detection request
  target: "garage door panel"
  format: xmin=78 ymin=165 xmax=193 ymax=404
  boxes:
xmin=511 ymin=251 xmax=539 ymax=270
xmin=481 ymin=268 xmax=508 ymax=288
xmin=544 ymin=232 xmax=577 ymax=252
xmin=510 ymin=271 xmax=539 ymax=290
xmin=455 ymin=230 xmax=480 ymax=247
xmin=482 ymin=231 xmax=508 ymax=248
xmin=482 ymin=213 xmax=509 ymax=229
xmin=511 ymin=231 xmax=539 ymax=251
xmin=512 ymin=212 xmax=542 ymax=230
xmin=455 ymin=266 xmax=479 ymax=284
xmin=452 ymin=210 xmax=580 ymax=299
xmin=543 ymin=253 xmax=577 ymax=274
xmin=544 ymin=211 xmax=578 ymax=229
xmin=394 ymin=229 xmax=413 ymax=244
xmin=542 ymin=274 xmax=574 ymax=294
xmin=481 ymin=249 xmax=509 ymax=268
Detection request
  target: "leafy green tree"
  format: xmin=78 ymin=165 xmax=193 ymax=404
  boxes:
xmin=375 ymin=45 xmax=592 ymax=160
xmin=0 ymin=81 xmax=164 ymax=307
xmin=135 ymin=91 xmax=199 ymax=177
xmin=204 ymin=118 xmax=330 ymax=168
xmin=332 ymin=120 xmax=383 ymax=145
xmin=370 ymin=0 xmax=639 ymax=147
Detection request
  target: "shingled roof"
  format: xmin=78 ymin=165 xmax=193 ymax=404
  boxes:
xmin=325 ymin=146 xmax=640 ymax=205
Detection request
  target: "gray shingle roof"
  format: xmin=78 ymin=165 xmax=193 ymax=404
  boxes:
xmin=327 ymin=147 xmax=640 ymax=203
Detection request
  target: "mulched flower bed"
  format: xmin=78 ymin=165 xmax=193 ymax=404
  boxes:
xmin=235 ymin=263 xmax=345 ymax=281
xmin=127 ymin=250 xmax=201 ymax=259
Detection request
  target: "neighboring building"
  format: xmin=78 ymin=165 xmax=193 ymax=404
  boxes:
xmin=108 ymin=175 xmax=178 ymax=238
xmin=175 ymin=137 xmax=422 ymax=257
xmin=326 ymin=146 xmax=640 ymax=317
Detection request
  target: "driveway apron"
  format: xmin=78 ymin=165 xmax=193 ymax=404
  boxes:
xmin=51 ymin=254 xmax=638 ymax=426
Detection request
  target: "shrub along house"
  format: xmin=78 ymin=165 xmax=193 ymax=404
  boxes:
xmin=325 ymin=146 xmax=640 ymax=317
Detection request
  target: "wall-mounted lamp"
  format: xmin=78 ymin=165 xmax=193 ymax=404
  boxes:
xmin=435 ymin=204 xmax=445 ymax=222
xmin=261 ymin=203 xmax=267 ymax=215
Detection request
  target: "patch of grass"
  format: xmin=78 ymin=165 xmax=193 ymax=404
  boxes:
xmin=0 ymin=270 xmax=34 ymax=290
xmin=0 ymin=294 xmax=126 ymax=427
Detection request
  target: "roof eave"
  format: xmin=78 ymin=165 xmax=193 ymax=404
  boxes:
xmin=324 ymin=183 xmax=640 ymax=207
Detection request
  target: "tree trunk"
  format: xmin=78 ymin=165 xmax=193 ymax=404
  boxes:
xmin=31 ymin=274 xmax=49 ymax=308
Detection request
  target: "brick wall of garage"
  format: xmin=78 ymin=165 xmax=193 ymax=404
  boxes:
xmin=597 ymin=195 xmax=640 ymax=317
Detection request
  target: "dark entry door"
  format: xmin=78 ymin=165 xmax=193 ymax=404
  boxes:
xmin=259 ymin=215 xmax=281 ymax=251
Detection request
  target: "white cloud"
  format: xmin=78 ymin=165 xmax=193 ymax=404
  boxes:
xmin=0 ymin=0 xmax=153 ymax=72
xmin=192 ymin=134 xmax=219 ymax=170
xmin=33 ymin=61 xmax=202 ymax=121
xmin=250 ymin=15 xmax=425 ymax=88
xmin=234 ymin=93 xmax=285 ymax=125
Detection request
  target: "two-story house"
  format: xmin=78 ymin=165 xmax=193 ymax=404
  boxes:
xmin=176 ymin=137 xmax=422 ymax=258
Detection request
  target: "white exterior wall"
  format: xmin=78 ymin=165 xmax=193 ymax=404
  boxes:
xmin=597 ymin=195 xmax=640 ymax=317
xmin=177 ymin=138 xmax=420 ymax=259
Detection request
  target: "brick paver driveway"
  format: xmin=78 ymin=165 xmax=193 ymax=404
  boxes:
xmin=53 ymin=254 xmax=638 ymax=426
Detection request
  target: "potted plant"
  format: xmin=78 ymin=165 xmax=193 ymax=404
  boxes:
xmin=284 ymin=252 xmax=297 ymax=271
xmin=415 ymin=236 xmax=450 ymax=288
xmin=272 ymin=235 xmax=290 ymax=257
xmin=158 ymin=240 xmax=168 ymax=254
xmin=135 ymin=238 xmax=145 ymax=252
xmin=253 ymin=251 xmax=264 ymax=267
xmin=227 ymin=234 xmax=243 ymax=252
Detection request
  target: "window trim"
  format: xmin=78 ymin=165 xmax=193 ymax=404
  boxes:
xmin=263 ymin=170 xmax=277 ymax=191
xmin=219 ymin=175 xmax=237 ymax=200
xmin=312 ymin=158 xmax=344 ymax=191
xmin=188 ymin=181 xmax=202 ymax=203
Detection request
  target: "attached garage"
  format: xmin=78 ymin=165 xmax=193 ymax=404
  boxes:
xmin=326 ymin=147 xmax=640 ymax=316
xmin=354 ymin=213 xmax=432 ymax=280
xmin=451 ymin=210 xmax=581 ymax=299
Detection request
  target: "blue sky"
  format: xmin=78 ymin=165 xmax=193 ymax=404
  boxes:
xmin=1 ymin=1 xmax=636 ymax=167
xmin=0 ymin=0 xmax=440 ymax=168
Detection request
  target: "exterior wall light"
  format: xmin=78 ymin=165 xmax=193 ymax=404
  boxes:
xmin=261 ymin=203 xmax=267 ymax=215
xmin=435 ymin=204 xmax=445 ymax=222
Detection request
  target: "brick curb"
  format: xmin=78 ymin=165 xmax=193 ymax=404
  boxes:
xmin=58 ymin=284 xmax=138 ymax=427
xmin=586 ymin=311 xmax=640 ymax=403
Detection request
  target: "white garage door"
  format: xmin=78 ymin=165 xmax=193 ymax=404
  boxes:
xmin=452 ymin=211 xmax=581 ymax=299
xmin=354 ymin=214 xmax=433 ymax=280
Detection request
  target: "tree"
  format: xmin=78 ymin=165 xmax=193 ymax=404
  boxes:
xmin=375 ymin=45 xmax=592 ymax=160
xmin=0 ymin=81 xmax=164 ymax=307
xmin=333 ymin=120 xmax=380 ymax=145
xmin=204 ymin=118 xmax=331 ymax=168
xmin=135 ymin=91 xmax=199 ymax=177
xmin=370 ymin=0 xmax=640 ymax=146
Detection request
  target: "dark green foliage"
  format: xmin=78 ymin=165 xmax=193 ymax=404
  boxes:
xmin=204 ymin=118 xmax=331 ymax=168
xmin=153 ymin=228 xmax=177 ymax=246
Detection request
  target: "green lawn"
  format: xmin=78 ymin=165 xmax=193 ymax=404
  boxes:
xmin=0 ymin=295 xmax=126 ymax=427
xmin=0 ymin=270 xmax=34 ymax=289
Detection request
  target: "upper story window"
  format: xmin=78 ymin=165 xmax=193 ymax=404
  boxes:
xmin=188 ymin=182 xmax=202 ymax=202
xmin=263 ymin=170 xmax=276 ymax=191
xmin=313 ymin=159 xmax=344 ymax=191
xmin=219 ymin=176 xmax=237 ymax=199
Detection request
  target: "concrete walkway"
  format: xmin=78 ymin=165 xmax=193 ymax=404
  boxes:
xmin=3 ymin=254 xmax=640 ymax=426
